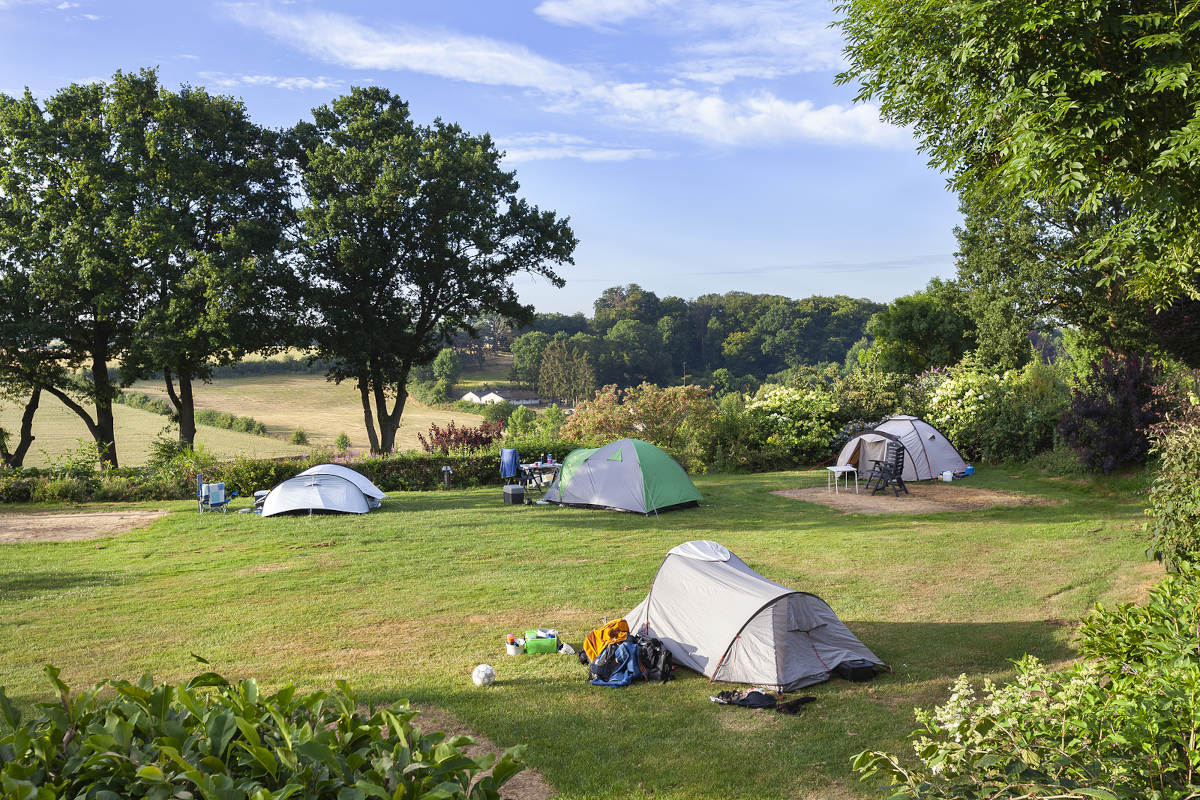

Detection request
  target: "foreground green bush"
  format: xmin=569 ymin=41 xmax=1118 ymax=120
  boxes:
xmin=1146 ymin=401 xmax=1200 ymax=569
xmin=0 ymin=667 xmax=525 ymax=800
xmin=853 ymin=567 xmax=1200 ymax=799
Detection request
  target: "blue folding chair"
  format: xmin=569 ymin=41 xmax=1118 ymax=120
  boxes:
xmin=500 ymin=449 xmax=520 ymax=485
xmin=197 ymin=475 xmax=238 ymax=513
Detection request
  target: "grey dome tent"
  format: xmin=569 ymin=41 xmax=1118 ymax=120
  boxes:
xmin=543 ymin=438 xmax=701 ymax=514
xmin=297 ymin=464 xmax=385 ymax=508
xmin=261 ymin=473 xmax=371 ymax=517
xmin=837 ymin=415 xmax=967 ymax=482
xmin=626 ymin=541 xmax=884 ymax=690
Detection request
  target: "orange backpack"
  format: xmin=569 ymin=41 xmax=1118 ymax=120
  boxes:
xmin=583 ymin=618 xmax=630 ymax=662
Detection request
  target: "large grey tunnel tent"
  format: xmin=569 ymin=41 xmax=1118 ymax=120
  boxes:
xmin=543 ymin=438 xmax=701 ymax=514
xmin=261 ymin=472 xmax=372 ymax=517
xmin=837 ymin=415 xmax=967 ymax=482
xmin=625 ymin=540 xmax=884 ymax=690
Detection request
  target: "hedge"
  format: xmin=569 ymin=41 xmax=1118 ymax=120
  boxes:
xmin=0 ymin=443 xmax=581 ymax=504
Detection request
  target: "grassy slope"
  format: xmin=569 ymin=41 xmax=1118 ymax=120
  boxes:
xmin=0 ymin=468 xmax=1155 ymax=799
xmin=129 ymin=374 xmax=482 ymax=452
xmin=0 ymin=399 xmax=308 ymax=468
xmin=454 ymin=353 xmax=515 ymax=391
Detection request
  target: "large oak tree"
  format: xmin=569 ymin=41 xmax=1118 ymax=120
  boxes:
xmin=122 ymin=83 xmax=296 ymax=447
xmin=0 ymin=72 xmax=157 ymax=466
xmin=295 ymin=87 xmax=576 ymax=453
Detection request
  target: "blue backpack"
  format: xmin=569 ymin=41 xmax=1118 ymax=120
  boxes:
xmin=589 ymin=640 xmax=641 ymax=687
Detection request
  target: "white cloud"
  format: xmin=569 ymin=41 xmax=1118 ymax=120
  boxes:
xmin=56 ymin=2 xmax=78 ymax=8
xmin=586 ymin=82 xmax=901 ymax=146
xmin=537 ymin=0 xmax=844 ymax=83
xmin=198 ymin=71 xmax=342 ymax=91
xmin=224 ymin=4 xmax=903 ymax=148
xmin=533 ymin=0 xmax=675 ymax=29
xmin=227 ymin=4 xmax=587 ymax=93
xmin=496 ymin=132 xmax=657 ymax=163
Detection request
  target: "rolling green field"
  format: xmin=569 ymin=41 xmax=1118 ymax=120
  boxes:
xmin=130 ymin=373 xmax=482 ymax=453
xmin=0 ymin=468 xmax=1156 ymax=799
xmin=0 ymin=397 xmax=310 ymax=468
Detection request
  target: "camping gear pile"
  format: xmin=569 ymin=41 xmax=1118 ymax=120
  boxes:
xmin=621 ymin=540 xmax=885 ymax=690
xmin=579 ymin=618 xmax=675 ymax=688
xmin=544 ymin=438 xmax=702 ymax=514
xmin=259 ymin=464 xmax=386 ymax=517
xmin=837 ymin=415 xmax=968 ymax=482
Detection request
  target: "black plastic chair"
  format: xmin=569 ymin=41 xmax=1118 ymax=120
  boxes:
xmin=865 ymin=443 xmax=909 ymax=497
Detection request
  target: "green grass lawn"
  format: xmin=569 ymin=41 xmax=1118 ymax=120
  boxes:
xmin=0 ymin=468 xmax=1156 ymax=799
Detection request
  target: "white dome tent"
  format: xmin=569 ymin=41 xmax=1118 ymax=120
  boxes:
xmin=261 ymin=471 xmax=375 ymax=517
xmin=837 ymin=415 xmax=967 ymax=482
xmin=625 ymin=541 xmax=884 ymax=690
xmin=297 ymin=463 xmax=385 ymax=508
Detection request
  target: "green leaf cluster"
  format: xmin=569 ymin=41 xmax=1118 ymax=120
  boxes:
xmin=837 ymin=0 xmax=1200 ymax=309
xmin=853 ymin=567 xmax=1200 ymax=798
xmin=0 ymin=668 xmax=525 ymax=800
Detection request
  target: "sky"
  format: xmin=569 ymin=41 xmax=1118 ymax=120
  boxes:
xmin=0 ymin=0 xmax=961 ymax=315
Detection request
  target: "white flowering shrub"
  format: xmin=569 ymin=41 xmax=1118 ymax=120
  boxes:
xmin=744 ymin=385 xmax=840 ymax=466
xmin=854 ymin=567 xmax=1200 ymax=798
xmin=923 ymin=362 xmax=1067 ymax=462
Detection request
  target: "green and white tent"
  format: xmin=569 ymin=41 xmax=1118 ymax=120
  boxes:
xmin=543 ymin=438 xmax=702 ymax=514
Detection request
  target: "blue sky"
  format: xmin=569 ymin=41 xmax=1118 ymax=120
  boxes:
xmin=0 ymin=0 xmax=960 ymax=315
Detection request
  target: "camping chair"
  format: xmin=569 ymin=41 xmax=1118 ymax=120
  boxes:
xmin=865 ymin=443 xmax=908 ymax=497
xmin=501 ymin=449 xmax=521 ymax=485
xmin=197 ymin=477 xmax=238 ymax=513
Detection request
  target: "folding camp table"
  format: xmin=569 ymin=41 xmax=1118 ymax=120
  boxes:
xmin=825 ymin=465 xmax=858 ymax=495
xmin=520 ymin=462 xmax=560 ymax=496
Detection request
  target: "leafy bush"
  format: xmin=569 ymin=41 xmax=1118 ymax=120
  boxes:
xmin=334 ymin=432 xmax=351 ymax=450
xmin=479 ymin=401 xmax=517 ymax=424
xmin=31 ymin=476 xmax=91 ymax=503
xmin=219 ymin=454 xmax=291 ymax=496
xmin=505 ymin=405 xmax=537 ymax=436
xmin=742 ymin=384 xmax=839 ymax=467
xmin=853 ymin=568 xmax=1200 ymax=798
xmin=290 ymin=428 xmax=309 ymax=445
xmin=561 ymin=383 xmax=718 ymax=472
xmin=417 ymin=420 xmax=505 ymax=454
xmin=1145 ymin=390 xmax=1200 ymax=569
xmin=1059 ymin=353 xmax=1163 ymax=473
xmin=0 ymin=667 xmax=525 ymax=800
xmin=924 ymin=361 xmax=1068 ymax=462
xmin=0 ymin=471 xmax=38 ymax=503
xmin=537 ymin=404 xmax=566 ymax=439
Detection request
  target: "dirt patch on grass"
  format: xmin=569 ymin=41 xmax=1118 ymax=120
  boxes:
xmin=414 ymin=706 xmax=554 ymax=800
xmin=773 ymin=483 xmax=1053 ymax=515
xmin=0 ymin=510 xmax=167 ymax=543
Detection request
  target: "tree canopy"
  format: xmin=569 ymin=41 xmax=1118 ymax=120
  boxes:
xmin=295 ymin=86 xmax=576 ymax=453
xmin=837 ymin=1 xmax=1200 ymax=311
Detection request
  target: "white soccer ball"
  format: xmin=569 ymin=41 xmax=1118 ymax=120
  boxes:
xmin=471 ymin=664 xmax=496 ymax=687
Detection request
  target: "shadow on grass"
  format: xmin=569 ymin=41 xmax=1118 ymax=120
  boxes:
xmin=846 ymin=618 xmax=1076 ymax=684
xmin=0 ymin=570 xmax=120 ymax=602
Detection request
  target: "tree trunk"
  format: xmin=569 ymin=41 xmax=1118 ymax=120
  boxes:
xmin=376 ymin=386 xmax=408 ymax=454
xmin=372 ymin=366 xmax=410 ymax=455
xmin=3 ymin=387 xmax=41 ymax=468
xmin=91 ymin=351 xmax=118 ymax=467
xmin=165 ymin=367 xmax=197 ymax=447
xmin=358 ymin=376 xmax=381 ymax=453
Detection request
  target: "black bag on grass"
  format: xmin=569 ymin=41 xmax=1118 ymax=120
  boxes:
xmin=833 ymin=658 xmax=879 ymax=682
xmin=631 ymin=634 xmax=674 ymax=682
